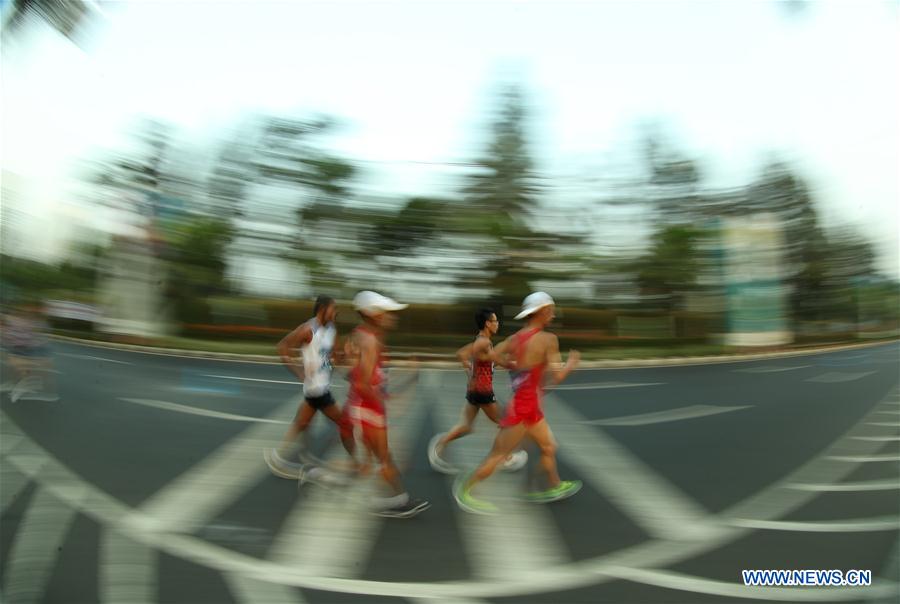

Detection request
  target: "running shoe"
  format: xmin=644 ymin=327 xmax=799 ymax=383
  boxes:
xmin=428 ymin=433 xmax=459 ymax=474
xmin=264 ymin=448 xmax=303 ymax=479
xmin=374 ymin=498 xmax=431 ymax=518
xmin=453 ymin=472 xmax=499 ymax=515
xmin=524 ymin=480 xmax=582 ymax=503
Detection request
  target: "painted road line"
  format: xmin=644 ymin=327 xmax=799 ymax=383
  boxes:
xmin=729 ymin=517 xmax=899 ymax=532
xmin=784 ymin=480 xmax=900 ymax=492
xmin=60 ymin=352 xmax=132 ymax=365
xmin=269 ymin=368 xmax=429 ymax=578
xmin=225 ymin=573 xmax=306 ymax=603
xmin=4 ymin=486 xmax=87 ymax=603
xmin=136 ymin=398 xmax=300 ymax=533
xmin=544 ymin=392 xmax=720 ymax=542
xmin=580 ymin=405 xmax=751 ymax=427
xmin=203 ymin=375 xmax=302 ymax=385
xmin=100 ymin=529 xmax=158 ymax=604
xmin=734 ymin=365 xmax=811 ymax=373
xmin=120 ymin=397 xmax=289 ymax=425
xmin=805 ymin=371 xmax=876 ymax=383
xmin=551 ymin=381 xmax=664 ymax=391
xmin=826 ymin=454 xmax=900 ymax=463
xmin=431 ymin=369 xmax=570 ymax=580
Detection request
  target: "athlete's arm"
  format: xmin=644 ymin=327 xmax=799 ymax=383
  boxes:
xmin=546 ymin=334 xmax=580 ymax=385
xmin=456 ymin=342 xmax=474 ymax=370
xmin=490 ymin=336 xmax=517 ymax=369
xmin=354 ymin=331 xmax=383 ymax=404
xmin=277 ymin=323 xmax=312 ymax=381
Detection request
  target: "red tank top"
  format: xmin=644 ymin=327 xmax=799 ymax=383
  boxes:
xmin=509 ymin=328 xmax=544 ymax=407
xmin=348 ymin=325 xmax=386 ymax=409
xmin=468 ymin=336 xmax=494 ymax=393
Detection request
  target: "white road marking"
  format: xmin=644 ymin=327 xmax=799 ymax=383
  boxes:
xmin=600 ymin=565 xmax=899 ymax=602
xmin=100 ymin=529 xmax=158 ymax=604
xmin=734 ymin=365 xmax=811 ymax=373
xmin=4 ymin=486 xmax=87 ymax=603
xmin=551 ymin=381 xmax=664 ymax=391
xmin=805 ymin=371 xmax=876 ymax=383
xmin=543 ymin=392 xmax=721 ymax=542
xmin=119 ymin=397 xmax=289 ymax=425
xmin=60 ymin=352 xmax=132 ymax=364
xmin=729 ymin=517 xmax=899 ymax=532
xmin=826 ymin=454 xmax=900 ymax=463
xmin=269 ymin=368 xmax=429 ymax=578
xmin=580 ymin=405 xmax=751 ymax=427
xmin=203 ymin=375 xmax=302 ymax=385
xmin=851 ymin=435 xmax=900 ymax=442
xmin=1 ymin=434 xmax=25 ymax=455
xmin=136 ymin=398 xmax=300 ymax=533
xmin=225 ymin=573 xmax=306 ymax=603
xmin=1 ymin=460 xmax=31 ymax=513
xmin=5 ymin=411 xmax=895 ymax=601
xmin=430 ymin=370 xmax=570 ymax=581
xmin=784 ymin=480 xmax=900 ymax=492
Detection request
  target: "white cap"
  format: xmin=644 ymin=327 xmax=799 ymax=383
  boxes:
xmin=514 ymin=291 xmax=555 ymax=320
xmin=353 ymin=291 xmax=408 ymax=315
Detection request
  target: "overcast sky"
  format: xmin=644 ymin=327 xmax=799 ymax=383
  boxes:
xmin=2 ymin=0 xmax=897 ymax=276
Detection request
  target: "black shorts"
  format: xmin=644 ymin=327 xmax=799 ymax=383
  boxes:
xmin=466 ymin=391 xmax=497 ymax=406
xmin=305 ymin=392 xmax=336 ymax=410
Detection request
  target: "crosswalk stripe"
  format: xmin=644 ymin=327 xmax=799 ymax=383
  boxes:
xmin=826 ymin=454 xmax=900 ymax=463
xmin=4 ymin=486 xmax=87 ymax=603
xmin=730 ymin=517 xmax=899 ymax=532
xmin=100 ymin=529 xmax=158 ymax=603
xmin=269 ymin=368 xmax=429 ymax=578
xmin=1 ymin=461 xmax=31 ymax=513
xmin=542 ymin=392 xmax=720 ymax=542
xmin=785 ymin=480 xmax=900 ymax=492
xmin=225 ymin=573 xmax=306 ymax=603
xmin=137 ymin=397 xmax=301 ymax=533
xmin=430 ymin=370 xmax=570 ymax=580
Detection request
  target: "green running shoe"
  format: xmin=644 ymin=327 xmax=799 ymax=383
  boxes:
xmin=453 ymin=475 xmax=499 ymax=515
xmin=525 ymin=479 xmax=583 ymax=503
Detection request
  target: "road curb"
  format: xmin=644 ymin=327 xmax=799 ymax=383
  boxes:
xmin=49 ymin=333 xmax=898 ymax=369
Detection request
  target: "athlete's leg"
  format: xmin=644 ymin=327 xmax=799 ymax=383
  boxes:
xmin=362 ymin=424 xmax=404 ymax=495
xmin=481 ymin=402 xmax=502 ymax=424
xmin=437 ymin=403 xmax=479 ymax=452
xmin=321 ymin=403 xmax=357 ymax=460
xmin=525 ymin=419 xmax=560 ymax=488
xmin=466 ymin=422 xmax=527 ymax=489
xmin=279 ymin=401 xmax=317 ymax=454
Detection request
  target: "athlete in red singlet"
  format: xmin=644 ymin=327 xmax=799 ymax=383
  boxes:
xmin=454 ymin=292 xmax=581 ymax=514
xmin=428 ymin=308 xmax=523 ymax=474
xmin=345 ymin=291 xmax=430 ymax=518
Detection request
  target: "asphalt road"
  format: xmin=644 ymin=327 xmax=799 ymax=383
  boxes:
xmin=1 ymin=339 xmax=898 ymax=603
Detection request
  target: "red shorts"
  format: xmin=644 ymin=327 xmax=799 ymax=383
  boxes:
xmin=347 ymin=398 xmax=386 ymax=429
xmin=500 ymin=394 xmax=544 ymax=427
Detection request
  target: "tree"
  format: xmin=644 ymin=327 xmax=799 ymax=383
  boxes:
xmin=456 ymin=85 xmax=562 ymax=307
xmin=746 ymin=161 xmax=828 ymax=321
xmin=2 ymin=0 xmax=97 ymax=47
xmin=164 ymin=218 xmax=234 ymax=324
xmin=633 ymin=224 xmax=704 ymax=311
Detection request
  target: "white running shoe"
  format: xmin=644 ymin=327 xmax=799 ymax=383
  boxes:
xmin=264 ymin=449 xmax=302 ymax=479
xmin=501 ymin=450 xmax=528 ymax=472
xmin=428 ymin=433 xmax=459 ymax=474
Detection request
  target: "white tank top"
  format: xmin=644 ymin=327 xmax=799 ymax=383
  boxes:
xmin=301 ymin=319 xmax=335 ymax=397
